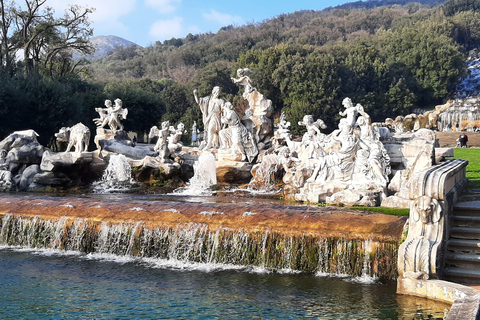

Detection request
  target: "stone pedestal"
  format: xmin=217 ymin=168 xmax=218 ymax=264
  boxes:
xmin=94 ymin=128 xmax=132 ymax=149
xmin=216 ymin=158 xmax=253 ymax=184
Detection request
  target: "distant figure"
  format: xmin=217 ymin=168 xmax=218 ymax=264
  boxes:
xmin=456 ymin=123 xmax=460 ymax=132
xmin=192 ymin=121 xmax=198 ymax=146
xmin=132 ymin=136 xmax=137 ymax=147
xmin=463 ymin=134 xmax=468 ymax=148
xmin=458 ymin=135 xmax=464 ymax=148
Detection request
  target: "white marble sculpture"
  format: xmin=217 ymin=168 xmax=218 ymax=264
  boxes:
xmin=194 ymin=87 xmax=226 ymax=150
xmin=55 ymin=123 xmax=90 ymax=153
xmin=250 ymin=97 xmax=392 ymax=206
xmin=398 ymin=196 xmax=444 ymax=279
xmin=191 ymin=121 xmax=199 ymax=146
xmin=232 ymin=68 xmax=274 ymax=145
xmin=272 ymin=112 xmax=292 ymax=149
xmin=168 ymin=123 xmax=186 ymax=150
xmin=219 ymin=102 xmax=258 ymax=163
xmin=152 ymin=121 xmax=171 ymax=162
xmin=298 ymin=115 xmax=327 ymax=162
xmin=94 ymin=98 xmax=128 ymax=131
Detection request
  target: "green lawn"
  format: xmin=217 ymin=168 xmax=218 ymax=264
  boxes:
xmin=453 ymin=148 xmax=480 ymax=189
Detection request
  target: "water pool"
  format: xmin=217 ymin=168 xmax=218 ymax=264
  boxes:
xmin=0 ymin=248 xmax=449 ymax=319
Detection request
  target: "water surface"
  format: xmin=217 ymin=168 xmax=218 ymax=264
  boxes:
xmin=0 ymin=248 xmax=449 ymax=319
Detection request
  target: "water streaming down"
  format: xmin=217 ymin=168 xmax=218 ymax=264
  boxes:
xmin=437 ymin=53 xmax=480 ymax=130
xmin=0 ymin=214 xmax=398 ymax=280
xmin=93 ymin=154 xmax=136 ymax=193
xmin=174 ymin=151 xmax=217 ymax=196
xmin=456 ymin=53 xmax=480 ymax=99
xmin=248 ymin=154 xmax=284 ymax=193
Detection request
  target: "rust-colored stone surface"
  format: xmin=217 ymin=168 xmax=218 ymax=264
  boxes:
xmin=0 ymin=194 xmax=406 ymax=241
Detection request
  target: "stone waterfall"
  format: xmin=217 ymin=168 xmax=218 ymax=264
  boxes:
xmin=0 ymin=195 xmax=403 ymax=280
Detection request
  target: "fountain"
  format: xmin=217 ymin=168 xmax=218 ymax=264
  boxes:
xmin=0 ymin=71 xmax=475 ymax=318
xmin=174 ymin=151 xmax=217 ymax=196
xmin=93 ymin=154 xmax=136 ymax=193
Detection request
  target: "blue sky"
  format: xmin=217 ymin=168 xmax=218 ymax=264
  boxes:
xmin=49 ymin=0 xmax=351 ymax=47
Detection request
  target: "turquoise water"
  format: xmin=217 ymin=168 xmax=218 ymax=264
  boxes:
xmin=0 ymin=248 xmax=449 ymax=319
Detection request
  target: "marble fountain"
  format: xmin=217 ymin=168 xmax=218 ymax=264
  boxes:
xmin=0 ymin=69 xmax=476 ymax=319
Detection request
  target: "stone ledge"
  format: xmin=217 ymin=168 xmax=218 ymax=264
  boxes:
xmin=397 ymin=278 xmax=480 ymax=320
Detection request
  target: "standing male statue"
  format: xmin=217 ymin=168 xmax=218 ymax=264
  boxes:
xmin=193 ymin=86 xmax=226 ymax=150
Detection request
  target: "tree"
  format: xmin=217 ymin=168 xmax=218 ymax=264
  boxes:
xmin=11 ymin=0 xmax=94 ymax=75
xmin=0 ymin=0 xmax=15 ymax=74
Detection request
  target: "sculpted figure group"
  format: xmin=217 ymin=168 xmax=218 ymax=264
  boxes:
xmin=257 ymin=97 xmax=391 ymax=204
xmin=94 ymin=98 xmax=128 ymax=131
xmin=193 ymin=79 xmax=269 ymax=163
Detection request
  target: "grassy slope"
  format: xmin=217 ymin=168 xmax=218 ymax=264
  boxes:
xmin=453 ymin=148 xmax=480 ymax=189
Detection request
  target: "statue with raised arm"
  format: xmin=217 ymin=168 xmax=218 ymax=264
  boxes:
xmin=231 ymin=68 xmax=256 ymax=99
xmin=194 ymin=87 xmax=226 ymax=150
xmin=231 ymin=68 xmax=273 ymax=145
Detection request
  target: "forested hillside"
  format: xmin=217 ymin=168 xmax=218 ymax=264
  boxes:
xmin=2 ymin=0 xmax=480 ymax=144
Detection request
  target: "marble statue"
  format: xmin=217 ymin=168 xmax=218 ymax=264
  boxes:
xmin=167 ymin=123 xmax=186 ymax=152
xmin=55 ymin=123 xmax=91 ymax=153
xmin=94 ymin=99 xmax=128 ymax=131
xmin=339 ymin=97 xmax=359 ymax=131
xmin=231 ymin=68 xmax=255 ymax=99
xmin=249 ymin=97 xmax=393 ymax=206
xmin=153 ymin=121 xmax=171 ymax=162
xmin=191 ymin=121 xmax=199 ymax=146
xmin=219 ymin=102 xmax=258 ymax=163
xmin=272 ymin=112 xmax=293 ymax=149
xmin=298 ymin=115 xmax=327 ymax=161
xmin=276 ymin=112 xmax=291 ymax=132
xmin=356 ymin=106 xmax=391 ymax=186
xmin=194 ymin=87 xmax=226 ymax=150
xmin=231 ymin=68 xmax=274 ymax=145
xmin=307 ymin=118 xmax=358 ymax=184
xmin=398 ymin=196 xmax=443 ymax=279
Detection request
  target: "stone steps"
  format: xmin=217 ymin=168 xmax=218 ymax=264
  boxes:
xmin=450 ymin=226 xmax=480 ymax=240
xmin=445 ymin=252 xmax=480 ymax=270
xmin=442 ymin=266 xmax=480 ymax=283
xmin=451 ymin=215 xmax=480 ymax=228
xmin=443 ymin=206 xmax=480 ymax=283
xmin=447 ymin=239 xmax=480 ymax=253
xmin=452 ymin=207 xmax=480 ymax=217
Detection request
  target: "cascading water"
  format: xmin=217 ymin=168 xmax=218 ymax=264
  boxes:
xmin=174 ymin=151 xmax=217 ymax=196
xmin=437 ymin=52 xmax=480 ymax=130
xmin=0 ymin=214 xmax=398 ymax=280
xmin=93 ymin=154 xmax=136 ymax=193
xmin=248 ymin=154 xmax=284 ymax=193
xmin=455 ymin=53 xmax=480 ymax=99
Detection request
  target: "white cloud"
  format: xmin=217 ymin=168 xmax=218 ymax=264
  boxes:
xmin=145 ymin=0 xmax=181 ymax=14
xmin=149 ymin=17 xmax=184 ymax=40
xmin=203 ymin=9 xmax=242 ymax=26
